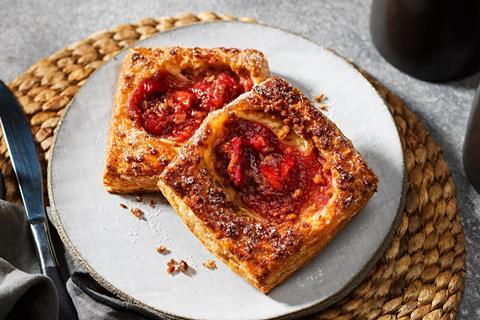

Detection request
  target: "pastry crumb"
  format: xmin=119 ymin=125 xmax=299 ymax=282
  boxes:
xmin=314 ymin=93 xmax=328 ymax=111
xmin=149 ymin=199 xmax=156 ymax=208
xmin=166 ymin=259 xmax=178 ymax=275
xmin=156 ymin=245 xmax=168 ymax=254
xmin=314 ymin=93 xmax=325 ymax=102
xmin=165 ymin=258 xmax=190 ymax=274
xmin=119 ymin=203 xmax=128 ymax=209
xmin=203 ymin=260 xmax=217 ymax=270
xmin=130 ymin=207 xmax=144 ymax=219
xmin=135 ymin=195 xmax=143 ymax=202
xmin=167 ymin=258 xmax=177 ymax=275
xmin=167 ymin=264 xmax=176 ymax=274
xmin=178 ymin=260 xmax=189 ymax=272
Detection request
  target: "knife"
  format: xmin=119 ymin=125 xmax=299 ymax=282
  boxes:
xmin=0 ymin=80 xmax=77 ymax=320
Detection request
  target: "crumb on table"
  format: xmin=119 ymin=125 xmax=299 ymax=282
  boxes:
xmin=119 ymin=203 xmax=128 ymax=209
xmin=203 ymin=260 xmax=217 ymax=270
xmin=135 ymin=195 xmax=143 ymax=202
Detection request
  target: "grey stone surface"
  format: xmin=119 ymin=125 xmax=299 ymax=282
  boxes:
xmin=0 ymin=0 xmax=478 ymax=318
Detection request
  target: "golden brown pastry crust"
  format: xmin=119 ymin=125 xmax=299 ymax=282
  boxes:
xmin=103 ymin=47 xmax=270 ymax=193
xmin=158 ymin=77 xmax=379 ymax=292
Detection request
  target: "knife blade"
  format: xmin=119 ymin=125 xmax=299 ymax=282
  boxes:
xmin=0 ymin=80 xmax=77 ymax=320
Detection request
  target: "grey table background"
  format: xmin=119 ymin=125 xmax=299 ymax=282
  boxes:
xmin=0 ymin=0 xmax=478 ymax=318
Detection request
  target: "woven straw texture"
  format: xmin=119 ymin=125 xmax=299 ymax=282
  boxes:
xmin=2 ymin=12 xmax=466 ymax=320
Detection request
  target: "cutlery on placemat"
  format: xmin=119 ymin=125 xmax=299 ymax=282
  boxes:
xmin=0 ymin=80 xmax=77 ymax=320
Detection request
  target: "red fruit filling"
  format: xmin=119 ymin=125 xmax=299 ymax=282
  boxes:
xmin=214 ymin=118 xmax=332 ymax=220
xmin=128 ymin=70 xmax=253 ymax=142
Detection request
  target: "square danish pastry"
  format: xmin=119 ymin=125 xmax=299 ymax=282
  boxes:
xmin=158 ymin=77 xmax=378 ymax=293
xmin=103 ymin=47 xmax=269 ymax=193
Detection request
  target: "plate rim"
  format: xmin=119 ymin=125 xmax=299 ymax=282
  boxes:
xmin=47 ymin=20 xmax=407 ymax=320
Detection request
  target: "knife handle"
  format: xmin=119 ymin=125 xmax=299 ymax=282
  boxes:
xmin=31 ymin=222 xmax=78 ymax=320
xmin=46 ymin=265 xmax=78 ymax=320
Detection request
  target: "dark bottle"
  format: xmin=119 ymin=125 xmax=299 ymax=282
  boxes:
xmin=370 ymin=0 xmax=480 ymax=82
xmin=464 ymin=83 xmax=480 ymax=193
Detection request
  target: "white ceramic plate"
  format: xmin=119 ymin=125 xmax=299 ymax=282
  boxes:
xmin=48 ymin=22 xmax=405 ymax=320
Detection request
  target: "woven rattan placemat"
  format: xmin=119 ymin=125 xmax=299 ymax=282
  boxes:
xmin=2 ymin=12 xmax=466 ymax=320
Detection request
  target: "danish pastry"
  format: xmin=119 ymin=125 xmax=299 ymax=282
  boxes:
xmin=103 ymin=47 xmax=269 ymax=193
xmin=158 ymin=77 xmax=378 ymax=292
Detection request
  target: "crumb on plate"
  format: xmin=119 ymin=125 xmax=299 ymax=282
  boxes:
xmin=203 ymin=260 xmax=217 ymax=270
xmin=130 ymin=207 xmax=144 ymax=219
xmin=166 ymin=259 xmax=177 ymax=275
xmin=156 ymin=245 xmax=167 ymax=254
xmin=178 ymin=260 xmax=189 ymax=272
xmin=318 ymin=104 xmax=328 ymax=112
xmin=149 ymin=199 xmax=156 ymax=208
xmin=314 ymin=93 xmax=328 ymax=111
xmin=166 ymin=258 xmax=190 ymax=274
xmin=167 ymin=264 xmax=176 ymax=274
xmin=314 ymin=93 xmax=325 ymax=102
